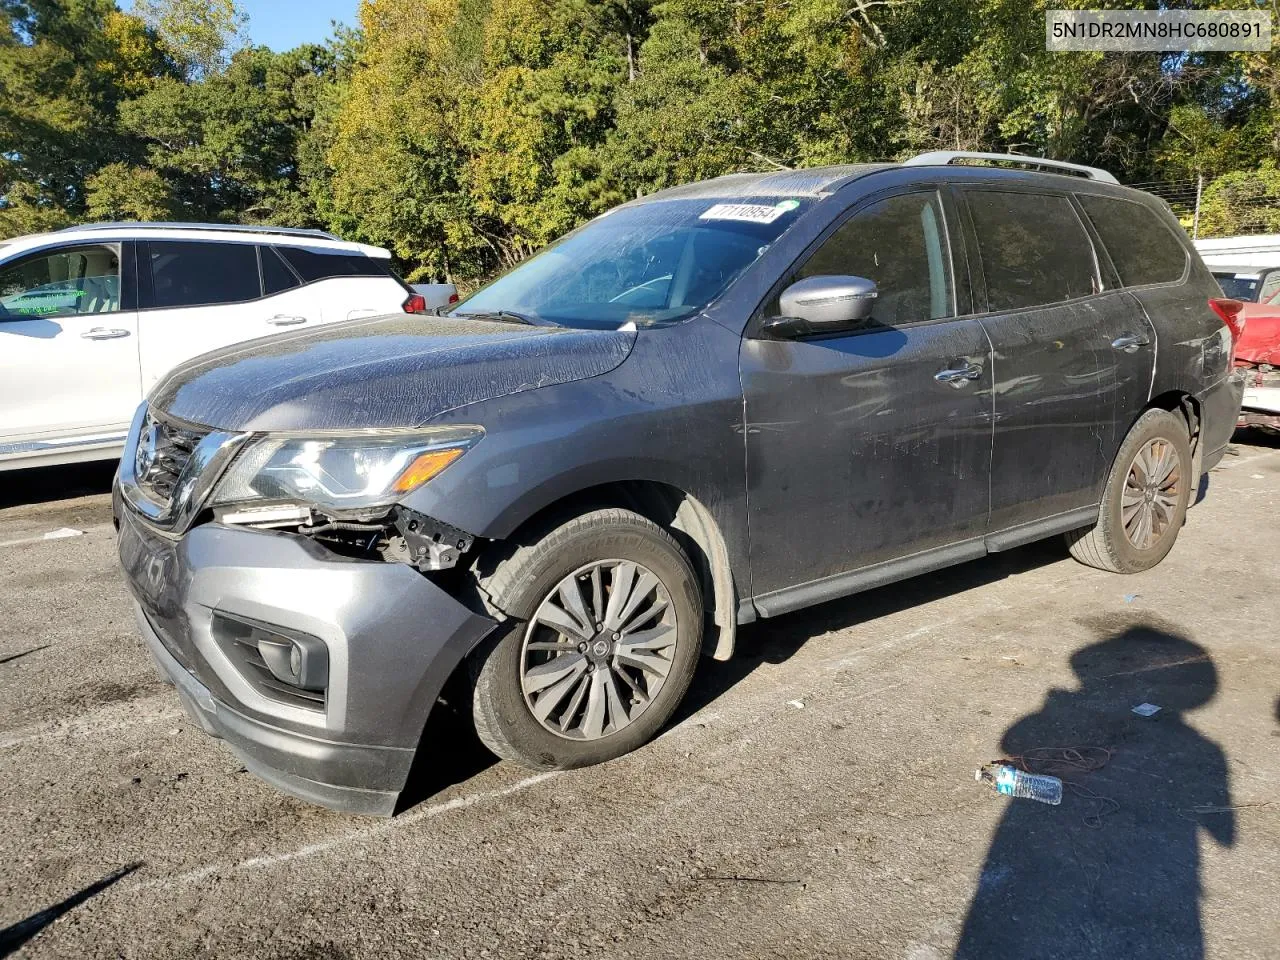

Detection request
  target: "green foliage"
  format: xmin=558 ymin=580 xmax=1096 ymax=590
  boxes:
xmin=119 ymin=43 xmax=340 ymax=223
xmin=84 ymin=161 xmax=172 ymax=220
xmin=0 ymin=0 xmax=163 ymax=225
xmin=1198 ymin=162 xmax=1280 ymax=237
xmin=132 ymin=0 xmax=247 ymax=78
xmin=2 ymin=0 xmax=1279 ymax=276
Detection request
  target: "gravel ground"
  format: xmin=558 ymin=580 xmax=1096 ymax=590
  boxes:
xmin=1 ymin=439 xmax=1278 ymax=959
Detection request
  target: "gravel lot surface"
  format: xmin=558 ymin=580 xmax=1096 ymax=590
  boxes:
xmin=2 ymin=439 xmax=1278 ymax=959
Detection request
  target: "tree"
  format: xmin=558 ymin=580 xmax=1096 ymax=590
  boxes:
xmin=118 ymin=43 xmax=341 ymax=224
xmin=1198 ymin=162 xmax=1280 ymax=237
xmin=0 ymin=0 xmax=174 ymax=237
xmin=327 ymin=0 xmax=635 ymax=282
xmin=84 ymin=161 xmax=172 ymax=220
xmin=326 ymin=0 xmax=483 ymax=280
xmin=131 ymin=0 xmax=247 ymax=77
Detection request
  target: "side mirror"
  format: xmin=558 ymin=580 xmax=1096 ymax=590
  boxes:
xmin=765 ymin=275 xmax=878 ymax=338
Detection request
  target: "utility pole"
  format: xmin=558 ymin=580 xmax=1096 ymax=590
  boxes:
xmin=1192 ymin=172 xmax=1204 ymax=240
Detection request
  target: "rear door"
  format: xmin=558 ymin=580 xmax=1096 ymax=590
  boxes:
xmin=740 ymin=187 xmax=994 ymax=603
xmin=957 ymin=187 xmax=1156 ymax=535
xmin=274 ymin=246 xmax=408 ymax=322
xmin=0 ymin=241 xmax=142 ymax=449
xmin=137 ymin=240 xmax=326 ymax=391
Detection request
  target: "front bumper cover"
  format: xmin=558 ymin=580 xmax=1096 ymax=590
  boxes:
xmin=116 ymin=500 xmax=498 ymax=816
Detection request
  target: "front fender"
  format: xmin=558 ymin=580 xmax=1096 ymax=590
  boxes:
xmin=398 ymin=320 xmax=752 ymax=599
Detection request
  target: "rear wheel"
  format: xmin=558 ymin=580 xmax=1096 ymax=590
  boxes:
xmin=470 ymin=508 xmax=703 ymax=770
xmin=1065 ymin=408 xmax=1192 ymax=573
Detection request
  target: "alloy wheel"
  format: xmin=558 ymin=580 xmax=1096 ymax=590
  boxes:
xmin=1121 ymin=437 xmax=1181 ymax=550
xmin=520 ymin=559 xmax=679 ymax=740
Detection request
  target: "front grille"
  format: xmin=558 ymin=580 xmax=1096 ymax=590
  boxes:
xmin=134 ymin=412 xmax=208 ymax=507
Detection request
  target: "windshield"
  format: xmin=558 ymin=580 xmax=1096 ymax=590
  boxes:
xmin=453 ymin=197 xmax=812 ymax=329
xmin=1214 ymin=273 xmax=1260 ymax=302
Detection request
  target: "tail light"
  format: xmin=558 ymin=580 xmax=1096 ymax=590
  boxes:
xmin=448 ymin=291 xmax=459 ymax=304
xmin=1209 ymin=298 xmax=1246 ymax=348
xmin=402 ymin=293 xmax=428 ymax=315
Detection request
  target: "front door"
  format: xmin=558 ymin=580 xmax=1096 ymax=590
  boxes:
xmin=0 ymin=242 xmax=142 ymax=448
xmin=958 ymin=187 xmax=1156 ymax=532
xmin=741 ymin=189 xmax=993 ymax=604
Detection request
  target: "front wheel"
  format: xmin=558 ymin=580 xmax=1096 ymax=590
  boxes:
xmin=470 ymin=508 xmax=703 ymax=770
xmin=1065 ymin=408 xmax=1193 ymax=573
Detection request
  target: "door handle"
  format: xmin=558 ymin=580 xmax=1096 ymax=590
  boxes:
xmin=1111 ymin=333 xmax=1150 ymax=353
xmin=935 ymin=363 xmax=983 ymax=386
xmin=266 ymin=315 xmax=307 ymax=326
xmin=80 ymin=327 xmax=131 ymax=340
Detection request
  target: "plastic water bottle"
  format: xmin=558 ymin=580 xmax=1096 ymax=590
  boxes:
xmin=976 ymin=762 xmax=1063 ymax=805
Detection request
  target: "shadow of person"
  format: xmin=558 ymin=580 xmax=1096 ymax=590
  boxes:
xmin=0 ymin=863 xmax=141 ymax=957
xmin=955 ymin=623 xmax=1232 ymax=960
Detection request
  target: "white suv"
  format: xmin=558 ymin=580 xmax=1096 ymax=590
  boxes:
xmin=0 ymin=223 xmax=456 ymax=471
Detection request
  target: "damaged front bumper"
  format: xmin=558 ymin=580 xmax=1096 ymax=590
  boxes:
xmin=115 ymin=498 xmax=498 ymax=816
xmin=1238 ymin=365 xmax=1280 ymax=431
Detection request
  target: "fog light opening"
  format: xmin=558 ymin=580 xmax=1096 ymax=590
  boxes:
xmin=211 ymin=612 xmax=330 ymax=708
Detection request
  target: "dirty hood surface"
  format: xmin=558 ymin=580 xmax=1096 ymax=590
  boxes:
xmin=150 ymin=314 xmax=636 ymax=431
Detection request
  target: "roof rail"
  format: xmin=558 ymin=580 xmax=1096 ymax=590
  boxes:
xmin=902 ymin=151 xmax=1119 ymax=185
xmin=61 ymin=222 xmax=343 ymax=242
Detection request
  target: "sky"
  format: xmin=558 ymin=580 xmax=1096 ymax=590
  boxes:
xmin=122 ymin=0 xmax=361 ymax=52
xmin=235 ymin=0 xmax=359 ymax=50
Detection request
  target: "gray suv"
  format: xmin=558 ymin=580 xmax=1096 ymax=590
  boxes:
xmin=115 ymin=152 xmax=1245 ymax=815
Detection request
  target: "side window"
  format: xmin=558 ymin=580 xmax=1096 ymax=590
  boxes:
xmin=1260 ymin=269 xmax=1280 ymax=305
xmin=260 ymin=246 xmax=301 ymax=296
xmin=967 ymin=191 xmax=1097 ymax=311
xmin=796 ymin=191 xmax=954 ymax=324
xmin=1078 ymin=194 xmax=1189 ymax=287
xmin=0 ymin=244 xmax=122 ymax=318
xmin=277 ymin=247 xmax=385 ymax=282
xmin=149 ymin=241 xmax=260 ymax=309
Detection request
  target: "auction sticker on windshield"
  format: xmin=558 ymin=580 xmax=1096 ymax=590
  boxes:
xmin=700 ymin=202 xmax=794 ymax=224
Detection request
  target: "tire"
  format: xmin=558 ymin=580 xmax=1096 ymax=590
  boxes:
xmin=469 ymin=508 xmax=703 ymax=770
xmin=1065 ymin=408 xmax=1193 ymax=573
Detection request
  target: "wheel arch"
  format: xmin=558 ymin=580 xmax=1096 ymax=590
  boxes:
xmin=474 ymin=479 xmax=740 ymax=662
xmin=1145 ymin=389 xmax=1202 ymax=473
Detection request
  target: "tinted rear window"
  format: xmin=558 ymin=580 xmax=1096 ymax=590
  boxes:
xmin=1079 ymin=195 xmax=1188 ymax=287
xmin=149 ymin=241 xmax=260 ymax=308
xmin=967 ymin=191 xmax=1097 ymax=312
xmin=278 ymin=247 xmax=387 ymax=282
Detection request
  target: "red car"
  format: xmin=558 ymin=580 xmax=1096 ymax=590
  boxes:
xmin=1212 ymin=267 xmax=1280 ymax=431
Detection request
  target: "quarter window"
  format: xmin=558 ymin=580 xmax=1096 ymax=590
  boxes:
xmin=0 ymin=244 xmax=122 ymax=319
xmin=278 ymin=246 xmax=386 ymax=282
xmin=149 ymin=241 xmax=261 ymax=308
xmin=1078 ymin=194 xmax=1188 ymax=287
xmin=796 ymin=191 xmax=954 ymax=324
xmin=967 ymin=191 xmax=1097 ymax=311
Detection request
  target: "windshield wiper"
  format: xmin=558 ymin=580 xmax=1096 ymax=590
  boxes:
xmin=453 ymin=309 xmax=540 ymax=326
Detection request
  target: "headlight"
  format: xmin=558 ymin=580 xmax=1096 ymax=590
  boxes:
xmin=208 ymin=426 xmax=483 ymax=512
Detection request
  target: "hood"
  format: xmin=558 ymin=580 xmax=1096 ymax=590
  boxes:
xmin=150 ymin=314 xmax=636 ymax=431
